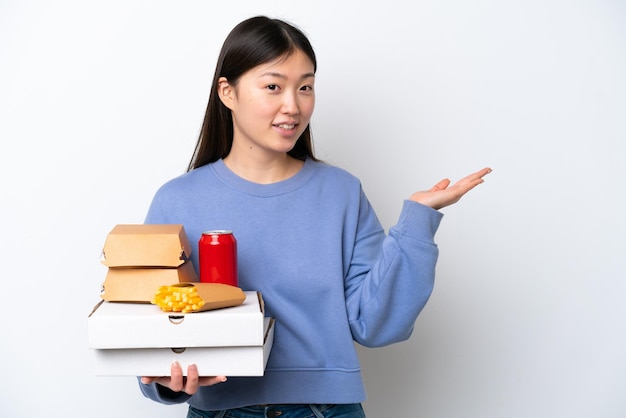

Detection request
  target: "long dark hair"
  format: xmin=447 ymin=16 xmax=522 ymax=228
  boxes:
xmin=187 ymin=16 xmax=319 ymax=171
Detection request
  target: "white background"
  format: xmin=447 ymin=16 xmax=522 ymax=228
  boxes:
xmin=1 ymin=1 xmax=624 ymax=417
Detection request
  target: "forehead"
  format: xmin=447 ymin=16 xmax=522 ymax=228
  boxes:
xmin=251 ymin=49 xmax=315 ymax=77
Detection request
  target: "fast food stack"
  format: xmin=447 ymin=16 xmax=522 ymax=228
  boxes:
xmin=87 ymin=224 xmax=274 ymax=377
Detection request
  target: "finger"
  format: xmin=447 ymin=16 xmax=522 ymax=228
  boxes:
xmin=184 ymin=364 xmax=202 ymax=395
xmin=141 ymin=376 xmax=156 ymax=385
xmin=463 ymin=167 xmax=492 ymax=182
xmin=169 ymin=361 xmax=184 ymax=392
xmin=452 ymin=167 xmax=492 ymax=190
xmin=185 ymin=365 xmax=228 ymax=394
xmin=429 ymin=178 xmax=450 ymax=192
xmin=198 ymin=376 xmax=228 ymax=386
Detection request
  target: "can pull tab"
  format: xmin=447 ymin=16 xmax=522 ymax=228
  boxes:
xmin=168 ymin=315 xmax=185 ymax=325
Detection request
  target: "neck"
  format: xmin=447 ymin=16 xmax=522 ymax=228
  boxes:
xmin=223 ymin=152 xmax=304 ymax=184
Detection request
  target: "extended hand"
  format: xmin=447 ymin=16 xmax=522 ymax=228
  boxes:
xmin=140 ymin=361 xmax=227 ymax=395
xmin=409 ymin=167 xmax=492 ymax=210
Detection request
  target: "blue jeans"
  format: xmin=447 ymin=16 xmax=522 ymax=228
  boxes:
xmin=187 ymin=403 xmax=366 ymax=418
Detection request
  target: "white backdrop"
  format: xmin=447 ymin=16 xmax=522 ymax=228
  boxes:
xmin=1 ymin=1 xmax=624 ymax=417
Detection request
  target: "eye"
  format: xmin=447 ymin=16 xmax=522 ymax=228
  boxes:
xmin=300 ymin=85 xmax=314 ymax=93
xmin=266 ymin=84 xmax=280 ymax=91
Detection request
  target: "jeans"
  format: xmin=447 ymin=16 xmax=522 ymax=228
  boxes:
xmin=187 ymin=403 xmax=366 ymax=418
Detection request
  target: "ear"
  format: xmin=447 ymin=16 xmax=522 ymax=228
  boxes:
xmin=217 ymin=77 xmax=235 ymax=110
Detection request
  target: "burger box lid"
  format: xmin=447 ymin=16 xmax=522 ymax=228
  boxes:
xmin=88 ymin=291 xmax=266 ymax=348
xmin=101 ymin=224 xmax=192 ymax=268
xmin=92 ymin=317 xmax=274 ymax=377
xmin=101 ymin=261 xmax=198 ymax=303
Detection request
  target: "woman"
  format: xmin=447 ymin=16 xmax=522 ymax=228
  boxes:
xmin=139 ymin=15 xmax=491 ymax=418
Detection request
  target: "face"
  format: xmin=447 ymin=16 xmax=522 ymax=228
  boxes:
xmin=219 ymin=49 xmax=316 ymax=158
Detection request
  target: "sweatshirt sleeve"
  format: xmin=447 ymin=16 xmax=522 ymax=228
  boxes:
xmin=345 ymin=195 xmax=443 ymax=348
xmin=137 ymin=378 xmax=193 ymax=405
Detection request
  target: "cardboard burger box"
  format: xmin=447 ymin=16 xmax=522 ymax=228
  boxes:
xmin=88 ymin=291 xmax=274 ymax=376
xmin=100 ymin=224 xmax=198 ymax=302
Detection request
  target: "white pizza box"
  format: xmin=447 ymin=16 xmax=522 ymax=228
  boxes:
xmin=93 ymin=318 xmax=274 ymax=377
xmin=88 ymin=291 xmax=265 ymax=349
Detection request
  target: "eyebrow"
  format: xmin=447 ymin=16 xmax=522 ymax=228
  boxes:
xmin=260 ymin=72 xmax=315 ymax=80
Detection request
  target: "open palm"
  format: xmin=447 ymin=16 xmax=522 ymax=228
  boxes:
xmin=409 ymin=167 xmax=492 ymax=210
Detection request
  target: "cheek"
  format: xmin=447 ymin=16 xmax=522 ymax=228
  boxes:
xmin=301 ymin=99 xmax=315 ymax=120
xmin=249 ymin=96 xmax=279 ymax=116
xmin=240 ymin=100 xmax=273 ymax=121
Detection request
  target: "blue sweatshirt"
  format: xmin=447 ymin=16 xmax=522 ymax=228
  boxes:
xmin=139 ymin=158 xmax=442 ymax=410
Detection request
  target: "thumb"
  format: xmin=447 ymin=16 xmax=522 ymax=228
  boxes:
xmin=430 ymin=178 xmax=450 ymax=192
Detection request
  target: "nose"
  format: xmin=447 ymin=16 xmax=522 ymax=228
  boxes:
xmin=280 ymin=91 xmax=299 ymax=115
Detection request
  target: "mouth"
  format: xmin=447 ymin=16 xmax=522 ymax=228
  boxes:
xmin=275 ymin=123 xmax=296 ymax=130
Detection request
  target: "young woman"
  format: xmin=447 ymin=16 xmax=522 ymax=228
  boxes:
xmin=139 ymin=15 xmax=491 ymax=418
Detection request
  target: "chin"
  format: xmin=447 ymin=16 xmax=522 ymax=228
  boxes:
xmin=275 ymin=140 xmax=299 ymax=153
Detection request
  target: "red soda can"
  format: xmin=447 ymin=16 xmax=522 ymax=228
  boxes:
xmin=199 ymin=230 xmax=238 ymax=287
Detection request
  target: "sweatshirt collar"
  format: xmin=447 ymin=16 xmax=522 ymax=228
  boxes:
xmin=210 ymin=158 xmax=317 ymax=197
